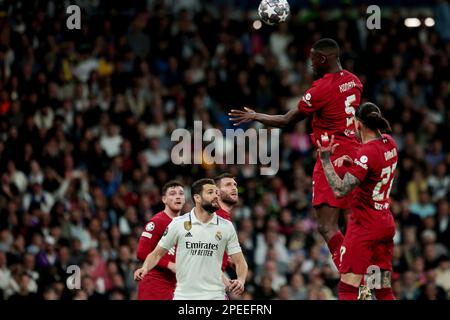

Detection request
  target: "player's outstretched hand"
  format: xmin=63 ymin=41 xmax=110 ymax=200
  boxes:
xmin=134 ymin=267 xmax=148 ymax=281
xmin=228 ymin=107 xmax=256 ymax=126
xmin=228 ymin=279 xmax=245 ymax=296
xmin=317 ymin=134 xmax=339 ymax=160
xmin=333 ymin=155 xmax=353 ymax=167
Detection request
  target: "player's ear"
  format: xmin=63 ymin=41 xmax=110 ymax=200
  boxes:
xmin=320 ymin=54 xmax=326 ymax=64
xmin=162 ymin=194 xmax=167 ymax=205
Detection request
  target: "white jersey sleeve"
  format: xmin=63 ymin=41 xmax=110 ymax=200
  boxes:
xmin=226 ymin=223 xmax=242 ymax=256
xmin=158 ymin=219 xmax=178 ymax=251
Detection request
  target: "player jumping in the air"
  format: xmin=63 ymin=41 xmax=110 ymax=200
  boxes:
xmin=229 ymin=38 xmax=363 ymax=268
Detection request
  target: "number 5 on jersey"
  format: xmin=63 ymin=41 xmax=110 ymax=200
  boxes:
xmin=345 ymin=94 xmax=357 ymax=128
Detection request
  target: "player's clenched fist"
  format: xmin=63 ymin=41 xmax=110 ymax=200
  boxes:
xmin=134 ymin=267 xmax=148 ymax=281
xmin=228 ymin=279 xmax=245 ymax=296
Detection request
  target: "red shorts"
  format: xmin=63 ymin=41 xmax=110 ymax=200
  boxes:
xmin=137 ymin=275 xmax=175 ymax=300
xmin=312 ymin=138 xmax=360 ymax=209
xmin=339 ymin=214 xmax=395 ymax=275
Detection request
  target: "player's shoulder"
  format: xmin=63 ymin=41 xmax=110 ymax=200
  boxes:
xmin=151 ymin=211 xmax=167 ymax=221
xmin=367 ymin=134 xmax=397 ymax=151
xmin=172 ymin=212 xmax=190 ymax=223
xmin=144 ymin=211 xmax=164 ymax=230
xmin=312 ymin=69 xmax=362 ymax=91
xmin=380 ymin=134 xmax=398 ymax=159
xmin=216 ymin=208 xmax=231 ymax=221
xmin=217 ymin=215 xmax=232 ymax=224
xmin=165 ymin=213 xmax=190 ymax=231
xmin=342 ymin=69 xmax=361 ymax=81
xmin=217 ymin=215 xmax=235 ymax=231
xmin=381 ymin=134 xmax=397 ymax=147
xmin=335 ymin=69 xmax=363 ymax=90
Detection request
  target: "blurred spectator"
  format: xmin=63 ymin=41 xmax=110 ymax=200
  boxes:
xmin=8 ymin=273 xmax=39 ymax=301
xmin=409 ymin=191 xmax=436 ymax=219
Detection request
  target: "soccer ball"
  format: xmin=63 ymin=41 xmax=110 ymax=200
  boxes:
xmin=258 ymin=0 xmax=290 ymax=26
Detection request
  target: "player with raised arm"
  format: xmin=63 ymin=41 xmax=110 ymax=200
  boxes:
xmin=317 ymin=102 xmax=397 ymax=300
xmin=134 ymin=179 xmax=248 ymax=300
xmin=229 ymin=38 xmax=363 ymax=268
xmin=136 ymin=181 xmax=185 ymax=300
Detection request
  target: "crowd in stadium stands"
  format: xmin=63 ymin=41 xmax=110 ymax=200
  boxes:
xmin=0 ymin=0 xmax=450 ymax=300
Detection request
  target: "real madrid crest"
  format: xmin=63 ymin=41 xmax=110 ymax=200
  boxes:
xmin=184 ymin=221 xmax=192 ymax=231
xmin=215 ymin=231 xmax=222 ymax=241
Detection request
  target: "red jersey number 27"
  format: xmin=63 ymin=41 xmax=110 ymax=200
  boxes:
xmin=372 ymin=162 xmax=397 ymax=201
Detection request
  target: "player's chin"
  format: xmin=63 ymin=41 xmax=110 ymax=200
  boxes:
xmin=171 ymin=203 xmax=184 ymax=211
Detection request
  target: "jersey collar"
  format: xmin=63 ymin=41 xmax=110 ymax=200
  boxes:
xmin=190 ymin=208 xmax=219 ymax=225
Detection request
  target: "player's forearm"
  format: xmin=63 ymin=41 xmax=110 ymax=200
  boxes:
xmin=142 ymin=250 xmax=164 ymax=272
xmin=157 ymin=254 xmax=170 ymax=269
xmin=320 ymin=156 xmax=359 ymax=197
xmin=253 ymin=113 xmax=290 ymax=128
xmin=320 ymin=155 xmax=347 ymax=197
xmin=234 ymin=259 xmax=248 ymax=284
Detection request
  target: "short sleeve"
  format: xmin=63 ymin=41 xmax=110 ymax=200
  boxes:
xmin=136 ymin=217 xmax=164 ymax=261
xmin=297 ymin=82 xmax=325 ymax=115
xmin=158 ymin=220 xmax=178 ymax=251
xmin=347 ymin=145 xmax=372 ymax=182
xmin=226 ymin=224 xmax=242 ymax=256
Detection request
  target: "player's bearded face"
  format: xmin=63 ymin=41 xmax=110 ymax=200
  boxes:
xmin=200 ymin=186 xmax=220 ymax=214
xmin=219 ymin=178 xmax=238 ymax=205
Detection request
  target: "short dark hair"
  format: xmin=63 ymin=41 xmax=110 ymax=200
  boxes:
xmin=214 ymin=173 xmax=235 ymax=186
xmin=312 ymin=38 xmax=340 ymax=55
xmin=191 ymin=178 xmax=215 ymax=202
xmin=162 ymin=180 xmax=184 ymax=195
xmin=355 ymin=102 xmax=392 ymax=133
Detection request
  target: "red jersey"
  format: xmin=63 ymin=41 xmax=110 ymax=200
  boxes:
xmin=297 ymin=69 xmax=363 ymax=147
xmin=216 ymin=208 xmax=232 ymax=271
xmin=347 ymin=134 xmax=398 ymax=228
xmin=136 ymin=211 xmax=176 ymax=287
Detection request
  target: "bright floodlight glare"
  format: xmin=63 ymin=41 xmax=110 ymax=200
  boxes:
xmin=253 ymin=20 xmax=262 ymax=30
xmin=404 ymin=18 xmax=421 ymax=28
xmin=425 ymin=17 xmax=435 ymax=27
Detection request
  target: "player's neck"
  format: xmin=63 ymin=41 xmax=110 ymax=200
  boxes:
xmin=218 ymin=200 xmax=233 ymax=214
xmin=164 ymin=208 xmax=179 ymax=219
xmin=327 ymin=61 xmax=342 ymax=74
xmin=193 ymin=207 xmax=214 ymax=223
xmin=361 ymin=131 xmax=381 ymax=143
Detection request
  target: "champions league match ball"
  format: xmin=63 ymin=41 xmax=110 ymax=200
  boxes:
xmin=258 ymin=0 xmax=290 ymax=26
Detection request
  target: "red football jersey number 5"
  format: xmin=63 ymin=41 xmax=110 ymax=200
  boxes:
xmin=344 ymin=94 xmax=357 ymax=128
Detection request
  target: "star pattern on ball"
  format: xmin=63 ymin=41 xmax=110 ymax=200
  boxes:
xmin=279 ymin=10 xmax=289 ymax=22
xmin=258 ymin=0 xmax=290 ymax=25
xmin=265 ymin=4 xmax=278 ymax=18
